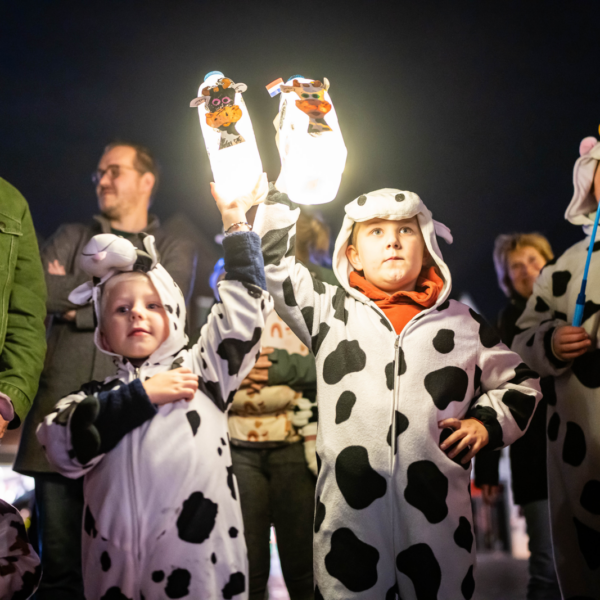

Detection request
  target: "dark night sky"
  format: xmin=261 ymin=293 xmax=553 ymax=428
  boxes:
xmin=2 ymin=1 xmax=600 ymax=318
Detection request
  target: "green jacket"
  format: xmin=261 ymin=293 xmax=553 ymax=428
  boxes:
xmin=0 ymin=178 xmax=46 ymax=427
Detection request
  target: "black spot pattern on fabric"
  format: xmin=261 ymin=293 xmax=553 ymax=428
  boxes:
xmin=332 ymin=287 xmax=349 ymax=324
xmin=544 ymin=378 xmax=557 ymax=406
xmin=312 ymin=323 xmax=330 ymax=357
xmin=152 ymin=570 xmax=165 ymax=582
xmin=217 ymin=328 xmax=262 ymax=376
xmin=314 ymin=496 xmax=326 ymax=533
xmin=165 ymin=568 xmax=191 ymax=598
xmin=197 ymin=379 xmax=235 ymax=413
xmin=285 ymin=234 xmax=296 ymax=257
xmin=241 ymin=281 xmax=262 ymax=299
xmin=262 ymin=224 xmax=295 ymax=267
xmin=14 ymin=564 xmax=42 ymax=600
xmin=563 ymin=422 xmax=586 ymax=466
xmin=313 ymin=276 xmax=326 ymax=295
xmin=552 ymin=271 xmax=571 ymax=297
xmin=100 ymin=551 xmax=111 ymax=572
xmin=572 ymin=349 xmax=600 ymax=388
xmin=323 ymin=340 xmax=367 ymax=385
xmin=325 ymin=528 xmax=379 ymax=592
xmin=229 ymin=527 xmax=238 ymax=538
xmin=580 ymin=480 xmax=600 ymax=515
xmin=469 ymin=309 xmax=501 ymax=347
xmin=226 ymin=465 xmax=237 ymax=500
xmin=396 ymin=543 xmax=441 ymax=600
xmin=84 ymin=506 xmax=97 ymax=538
xmin=573 ymin=517 xmax=600 ymax=570
xmin=387 ymin=411 xmax=409 ymax=454
xmin=461 ymin=565 xmax=475 ymax=599
xmin=176 ymin=304 xmax=180 ymax=318
xmin=582 ymin=300 xmax=600 ymax=324
xmin=439 ymin=429 xmax=470 ymax=469
xmin=357 ymin=195 xmax=367 ymax=205
xmin=385 ymin=583 xmax=399 ymax=600
xmin=218 ymin=448 xmax=222 ymax=456
xmin=100 ymin=588 xmax=132 ymax=600
xmin=405 ymin=460 xmax=449 ymax=523
xmin=526 ymin=333 xmax=535 ymax=347
xmin=453 ymin=517 xmax=473 ymax=552
xmin=186 ymin=411 xmax=200 ymax=436
xmin=222 ymin=572 xmax=246 ymax=599
xmin=432 ymin=329 xmax=455 ymax=354
xmin=398 ymin=348 xmax=407 ymax=375
xmin=535 ymin=297 xmax=550 ymax=312
xmin=176 ymin=492 xmax=218 ymax=543
xmin=554 ymin=311 xmax=567 ymax=321
xmin=395 ymin=193 xmax=405 ymax=201
xmin=385 ymin=362 xmax=394 ymax=390
xmin=508 ymin=363 xmax=539 ymax=385
xmin=436 ymin=299 xmax=450 ymax=312
xmin=424 ymin=366 xmax=469 ymax=410
xmin=335 ymin=391 xmax=357 ymax=424
xmin=301 ymin=306 xmax=314 ymax=335
xmin=211 ymin=553 xmax=217 ymax=564
xmin=469 ymin=405 xmax=503 ymax=450
xmin=165 ymin=304 xmax=173 ymax=314
xmin=474 ymin=365 xmax=482 ymax=392
xmin=282 ymin=277 xmax=297 ymax=306
xmin=502 ymin=389 xmax=536 ymax=431
xmin=335 ymin=446 xmax=387 ymax=509
xmin=547 ymin=412 xmax=560 ymax=441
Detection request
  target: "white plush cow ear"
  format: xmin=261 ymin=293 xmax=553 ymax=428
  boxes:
xmin=68 ymin=281 xmax=94 ymax=306
xmin=234 ymin=83 xmax=248 ymax=93
xmin=579 ymin=136 xmax=598 ymax=157
xmin=190 ymin=97 xmax=207 ymax=107
xmin=142 ymin=234 xmax=159 ymax=267
xmin=433 ymin=220 xmax=453 ymax=244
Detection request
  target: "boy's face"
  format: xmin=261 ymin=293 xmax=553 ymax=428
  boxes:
xmin=100 ymin=274 xmax=169 ymax=359
xmin=346 ymin=217 xmax=426 ymax=293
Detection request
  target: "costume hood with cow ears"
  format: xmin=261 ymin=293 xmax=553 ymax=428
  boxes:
xmin=565 ymin=136 xmax=600 ymax=227
xmin=332 ymin=188 xmax=454 ymax=305
xmin=68 ymin=233 xmax=188 ymax=363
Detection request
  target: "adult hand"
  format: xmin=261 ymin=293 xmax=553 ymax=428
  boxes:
xmin=439 ymin=417 xmax=489 ymax=463
xmin=47 ymin=259 xmax=66 ymax=275
xmin=210 ymin=173 xmax=268 ymax=231
xmin=0 ymin=415 xmax=9 ymax=439
xmin=142 ymin=367 xmax=198 ymax=405
xmin=552 ymin=326 xmax=591 ymax=361
xmin=63 ymin=310 xmax=76 ymax=322
xmin=481 ymin=484 xmax=500 ymax=506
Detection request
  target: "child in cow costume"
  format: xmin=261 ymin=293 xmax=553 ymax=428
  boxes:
xmin=37 ymin=184 xmax=273 ymax=600
xmin=252 ymin=186 xmax=542 ymax=600
xmin=513 ymin=136 xmax=600 ymax=599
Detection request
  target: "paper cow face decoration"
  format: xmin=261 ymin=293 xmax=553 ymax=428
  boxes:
xmin=190 ymin=77 xmax=248 ymax=149
xmin=280 ymin=78 xmax=332 ymax=134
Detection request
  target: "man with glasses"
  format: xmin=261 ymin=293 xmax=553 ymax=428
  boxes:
xmin=15 ymin=142 xmax=197 ymax=600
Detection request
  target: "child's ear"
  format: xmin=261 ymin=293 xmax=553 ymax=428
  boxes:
xmin=346 ymin=244 xmax=363 ymax=271
xmin=99 ymin=330 xmax=113 ymax=353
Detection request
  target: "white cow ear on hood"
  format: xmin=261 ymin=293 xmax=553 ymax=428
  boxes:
xmin=68 ymin=281 xmax=95 ymax=306
xmin=565 ymin=137 xmax=600 ymax=226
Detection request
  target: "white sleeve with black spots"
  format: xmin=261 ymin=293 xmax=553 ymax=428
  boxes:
xmin=513 ymin=265 xmax=571 ymax=377
xmin=190 ymin=278 xmax=273 ymax=412
xmin=253 ymin=200 xmax=338 ymax=349
xmin=36 ymin=391 xmax=104 ymax=478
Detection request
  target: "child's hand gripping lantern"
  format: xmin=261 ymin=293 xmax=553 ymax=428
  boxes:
xmin=267 ymin=76 xmax=347 ymax=205
xmin=191 ymin=71 xmax=263 ymax=202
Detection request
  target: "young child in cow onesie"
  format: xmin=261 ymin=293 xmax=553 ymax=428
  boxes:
xmin=37 ymin=184 xmax=273 ymax=600
xmin=512 ymin=136 xmax=600 ymax=599
xmin=252 ymin=186 xmax=542 ymax=600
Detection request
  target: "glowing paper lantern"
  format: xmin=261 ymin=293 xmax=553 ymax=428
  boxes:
xmin=267 ymin=76 xmax=347 ymax=205
xmin=190 ymin=71 xmax=263 ymax=201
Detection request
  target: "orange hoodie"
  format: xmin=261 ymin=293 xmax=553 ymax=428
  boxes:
xmin=349 ymin=266 xmax=444 ymax=335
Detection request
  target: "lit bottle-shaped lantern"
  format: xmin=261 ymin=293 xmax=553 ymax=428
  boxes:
xmin=267 ymin=75 xmax=347 ymax=205
xmin=190 ymin=71 xmax=263 ymax=201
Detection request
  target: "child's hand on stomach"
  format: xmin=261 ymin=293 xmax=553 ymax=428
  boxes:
xmin=142 ymin=367 xmax=199 ymax=405
xmin=552 ymin=325 xmax=592 ymax=361
xmin=438 ymin=417 xmax=489 ymax=464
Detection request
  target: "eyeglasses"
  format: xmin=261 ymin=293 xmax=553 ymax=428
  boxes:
xmin=92 ymin=164 xmax=142 ymax=186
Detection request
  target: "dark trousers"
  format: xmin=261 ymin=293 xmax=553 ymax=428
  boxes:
xmin=33 ymin=473 xmax=85 ymax=600
xmin=231 ymin=442 xmax=315 ymax=600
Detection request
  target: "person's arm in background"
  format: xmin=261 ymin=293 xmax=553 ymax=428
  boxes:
xmin=0 ymin=198 xmax=46 ymax=433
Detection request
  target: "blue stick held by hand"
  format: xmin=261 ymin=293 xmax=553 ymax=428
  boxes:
xmin=573 ymin=202 xmax=600 ymax=326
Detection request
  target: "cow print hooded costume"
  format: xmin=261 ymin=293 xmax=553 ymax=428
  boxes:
xmin=253 ymin=186 xmax=542 ymax=600
xmin=38 ymin=232 xmax=273 ymax=600
xmin=513 ymin=137 xmax=600 ymax=599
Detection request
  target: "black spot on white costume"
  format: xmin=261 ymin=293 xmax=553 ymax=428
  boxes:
xmin=38 ymin=235 xmax=273 ymax=600
xmin=254 ymin=187 xmax=540 ymax=599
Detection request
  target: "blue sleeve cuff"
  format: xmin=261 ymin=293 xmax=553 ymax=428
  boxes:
xmin=223 ymin=231 xmax=267 ymax=291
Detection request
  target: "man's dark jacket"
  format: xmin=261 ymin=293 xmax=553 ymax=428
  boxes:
xmin=15 ymin=214 xmax=197 ymax=474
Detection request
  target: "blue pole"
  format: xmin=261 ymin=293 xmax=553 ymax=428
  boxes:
xmin=573 ymin=202 xmax=600 ymax=326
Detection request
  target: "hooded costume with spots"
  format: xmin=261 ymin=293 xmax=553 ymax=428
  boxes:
xmin=253 ymin=186 xmax=541 ymax=600
xmin=37 ymin=232 xmax=273 ymax=600
xmin=513 ymin=137 xmax=600 ymax=599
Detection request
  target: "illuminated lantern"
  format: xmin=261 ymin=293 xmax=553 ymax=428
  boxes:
xmin=266 ymin=75 xmax=347 ymax=205
xmin=190 ymin=71 xmax=263 ymax=201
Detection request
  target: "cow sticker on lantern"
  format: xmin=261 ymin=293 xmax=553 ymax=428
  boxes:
xmin=281 ymin=78 xmax=332 ymax=134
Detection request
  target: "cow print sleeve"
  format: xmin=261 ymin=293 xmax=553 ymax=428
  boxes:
xmin=252 ymin=186 xmax=338 ymax=349
xmin=467 ymin=315 xmax=542 ymax=450
xmin=512 ymin=263 xmax=571 ymax=377
xmin=0 ymin=500 xmax=41 ymax=599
